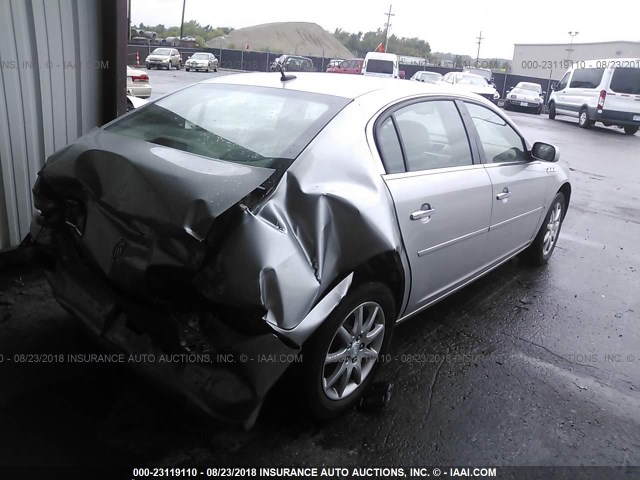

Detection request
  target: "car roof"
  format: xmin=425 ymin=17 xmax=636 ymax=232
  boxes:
xmin=202 ymin=72 xmax=464 ymax=99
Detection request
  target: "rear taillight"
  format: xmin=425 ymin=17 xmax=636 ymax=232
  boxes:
xmin=132 ymin=74 xmax=149 ymax=82
xmin=597 ymin=90 xmax=606 ymax=110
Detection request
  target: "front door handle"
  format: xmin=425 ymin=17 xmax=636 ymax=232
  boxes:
xmin=496 ymin=187 xmax=511 ymax=200
xmin=410 ymin=203 xmax=436 ymax=221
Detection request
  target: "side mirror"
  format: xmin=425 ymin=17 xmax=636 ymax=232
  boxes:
xmin=531 ymin=142 xmax=560 ymax=162
xmin=550 ymin=84 xmax=556 ymax=91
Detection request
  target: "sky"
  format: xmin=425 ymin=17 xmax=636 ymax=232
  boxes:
xmin=131 ymin=0 xmax=640 ymax=59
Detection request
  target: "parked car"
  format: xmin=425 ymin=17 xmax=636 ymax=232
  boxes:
xmin=25 ymin=73 xmax=570 ymax=428
xmin=548 ymin=58 xmax=640 ymax=135
xmin=410 ymin=71 xmax=443 ymax=84
xmin=326 ymin=59 xmax=344 ymax=70
xmin=269 ymin=55 xmax=315 ymax=72
xmin=463 ymin=66 xmax=495 ymax=87
xmin=145 ymin=47 xmax=181 ymax=70
xmin=126 ymin=66 xmax=151 ymax=98
xmin=362 ymin=52 xmax=400 ymax=79
xmin=184 ymin=52 xmax=218 ymax=72
xmin=326 ymin=58 xmax=364 ymax=75
xmin=440 ymin=72 xmax=500 ymax=103
xmin=504 ymin=82 xmax=545 ymax=114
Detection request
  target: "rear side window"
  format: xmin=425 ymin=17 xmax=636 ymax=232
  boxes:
xmin=610 ymin=68 xmax=640 ymax=94
xmin=569 ymin=68 xmax=604 ymax=88
xmin=367 ymin=60 xmax=394 ymax=74
xmin=107 ymin=83 xmax=349 ymax=169
xmin=376 ymin=100 xmax=473 ymax=173
xmin=376 ymin=118 xmax=405 ymax=174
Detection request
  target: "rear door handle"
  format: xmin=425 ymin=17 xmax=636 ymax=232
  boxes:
xmin=496 ymin=187 xmax=511 ymax=200
xmin=410 ymin=203 xmax=436 ymax=221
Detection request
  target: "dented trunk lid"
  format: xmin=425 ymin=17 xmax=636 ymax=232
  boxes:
xmin=36 ymin=128 xmax=274 ymax=295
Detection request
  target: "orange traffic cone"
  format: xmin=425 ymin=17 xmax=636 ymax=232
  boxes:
xmin=136 ymin=51 xmax=140 ymax=66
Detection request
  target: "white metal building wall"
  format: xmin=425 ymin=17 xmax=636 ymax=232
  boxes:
xmin=0 ymin=0 xmax=102 ymax=249
xmin=512 ymin=41 xmax=640 ymax=80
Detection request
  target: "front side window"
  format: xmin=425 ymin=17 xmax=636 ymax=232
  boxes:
xmin=569 ymin=68 xmax=604 ymax=88
xmin=556 ymin=72 xmax=570 ymax=91
xmin=465 ymin=103 xmax=527 ymax=164
xmin=107 ymin=84 xmax=350 ymax=169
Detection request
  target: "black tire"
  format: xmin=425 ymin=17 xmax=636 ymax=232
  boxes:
xmin=205 ymin=67 xmax=209 ymax=73
xmin=214 ymin=67 xmax=218 ymax=72
xmin=185 ymin=68 xmax=190 ymax=72
xmin=146 ymin=65 xmax=151 ymax=70
xmin=624 ymin=126 xmax=639 ymax=135
xmin=519 ymin=193 xmax=566 ymax=266
xmin=303 ymin=282 xmax=395 ymax=419
xmin=548 ymin=102 xmax=556 ymax=120
xmin=578 ymin=107 xmax=594 ymax=129
xmin=504 ymin=102 xmax=511 ymax=111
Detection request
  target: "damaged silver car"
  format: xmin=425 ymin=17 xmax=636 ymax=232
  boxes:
xmin=24 ymin=72 xmax=571 ymax=428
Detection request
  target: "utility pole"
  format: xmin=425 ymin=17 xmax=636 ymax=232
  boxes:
xmin=179 ymin=0 xmax=187 ymax=41
xmin=567 ymin=31 xmax=579 ymax=59
xmin=383 ymin=4 xmax=395 ymax=52
xmin=476 ymin=31 xmax=484 ymax=67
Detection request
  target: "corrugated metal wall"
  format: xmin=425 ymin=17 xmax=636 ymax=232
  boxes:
xmin=0 ymin=0 xmax=102 ymax=249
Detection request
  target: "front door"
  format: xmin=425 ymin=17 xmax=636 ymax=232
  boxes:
xmin=463 ymin=102 xmax=549 ymax=263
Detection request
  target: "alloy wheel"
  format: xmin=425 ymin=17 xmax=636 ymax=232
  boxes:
xmin=322 ymin=301 xmax=385 ymax=401
xmin=543 ymin=202 xmax=562 ymax=256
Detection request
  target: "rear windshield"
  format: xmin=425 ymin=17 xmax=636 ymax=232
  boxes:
xmin=610 ymin=68 xmax=640 ymax=94
xmin=367 ymin=59 xmax=394 ymax=74
xmin=106 ymin=84 xmax=349 ymax=169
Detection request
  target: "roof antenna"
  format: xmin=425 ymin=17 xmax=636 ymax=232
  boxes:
xmin=278 ymin=62 xmax=296 ymax=82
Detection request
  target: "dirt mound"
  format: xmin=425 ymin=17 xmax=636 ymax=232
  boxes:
xmin=206 ymin=22 xmax=353 ymax=58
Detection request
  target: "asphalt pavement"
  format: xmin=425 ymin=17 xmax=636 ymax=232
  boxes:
xmin=0 ymin=77 xmax=639 ymax=471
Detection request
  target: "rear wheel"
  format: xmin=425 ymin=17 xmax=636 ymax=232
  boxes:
xmin=624 ymin=126 xmax=639 ymax=135
xmin=303 ymin=282 xmax=395 ymax=419
xmin=548 ymin=102 xmax=556 ymax=120
xmin=578 ymin=107 xmax=594 ymax=128
xmin=519 ymin=193 xmax=566 ymax=266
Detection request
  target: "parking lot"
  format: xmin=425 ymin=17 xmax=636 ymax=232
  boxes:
xmin=1 ymin=71 xmax=639 ymax=469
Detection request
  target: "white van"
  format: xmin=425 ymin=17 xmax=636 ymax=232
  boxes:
xmin=362 ymin=52 xmax=400 ymax=79
xmin=548 ymin=58 xmax=640 ymax=135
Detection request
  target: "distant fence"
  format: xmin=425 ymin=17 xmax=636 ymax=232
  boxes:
xmin=127 ymin=45 xmax=558 ymax=100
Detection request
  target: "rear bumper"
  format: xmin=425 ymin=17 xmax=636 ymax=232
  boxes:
xmin=127 ymin=85 xmax=151 ymax=98
xmin=589 ymin=107 xmax=640 ymax=127
xmin=22 ymin=230 xmax=299 ymax=429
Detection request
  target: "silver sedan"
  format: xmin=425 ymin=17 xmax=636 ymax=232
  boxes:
xmin=184 ymin=52 xmax=218 ymax=72
xmin=26 ymin=73 xmax=570 ymax=428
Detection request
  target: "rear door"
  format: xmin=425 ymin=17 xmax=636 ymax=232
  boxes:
xmin=376 ymin=99 xmax=493 ymax=312
xmin=463 ymin=102 xmax=549 ymax=264
xmin=607 ymin=66 xmax=640 ymax=117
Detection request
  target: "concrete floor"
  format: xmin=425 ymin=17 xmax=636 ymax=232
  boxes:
xmin=1 ymin=77 xmax=639 ymax=471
